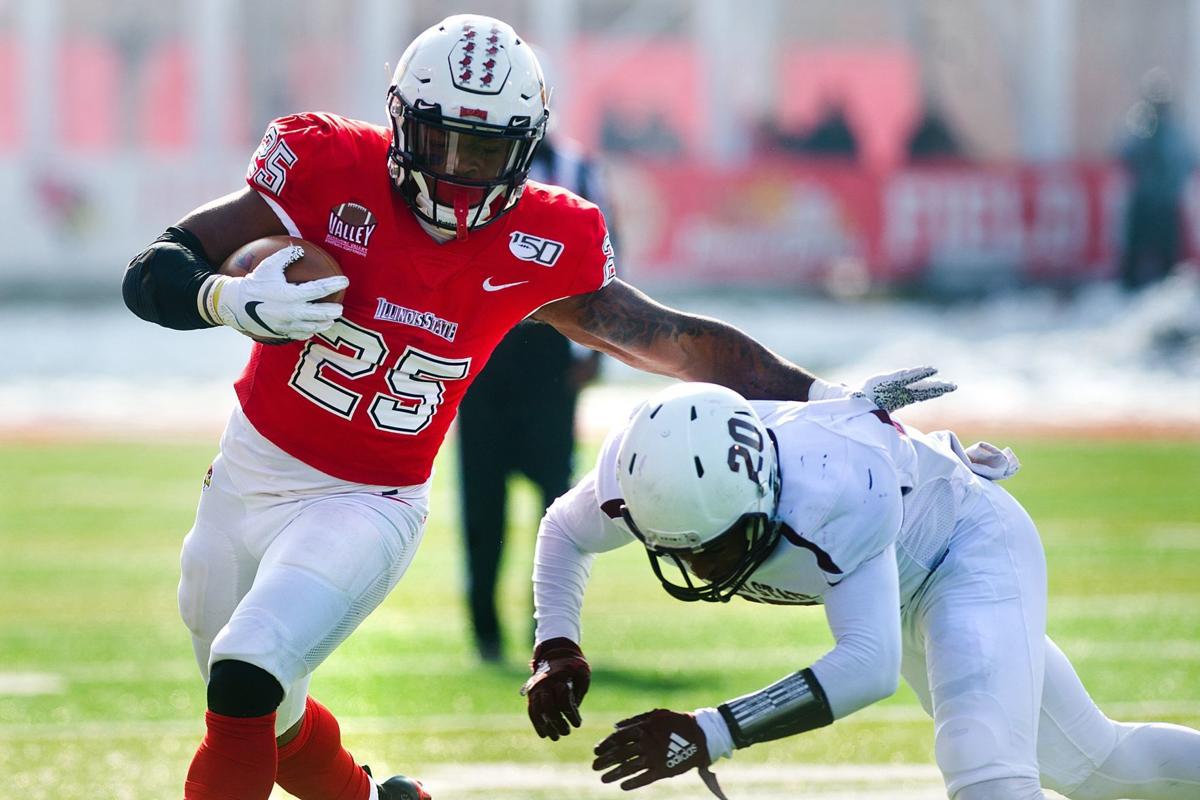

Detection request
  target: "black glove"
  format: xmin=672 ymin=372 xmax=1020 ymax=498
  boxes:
xmin=521 ymin=637 xmax=590 ymax=740
xmin=593 ymin=709 xmax=711 ymax=791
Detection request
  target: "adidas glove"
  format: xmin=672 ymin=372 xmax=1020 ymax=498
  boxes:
xmin=521 ymin=637 xmax=590 ymax=740
xmin=199 ymin=244 xmax=349 ymax=342
xmin=593 ymin=709 xmax=717 ymax=793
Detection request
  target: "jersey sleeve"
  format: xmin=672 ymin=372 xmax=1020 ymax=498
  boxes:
xmin=532 ymin=469 xmax=633 ymax=644
xmin=809 ymin=544 xmax=902 ymax=719
xmin=810 ymin=440 xmax=905 ymax=578
xmin=245 ymin=113 xmax=356 ymax=233
xmin=564 ymin=203 xmax=617 ymax=297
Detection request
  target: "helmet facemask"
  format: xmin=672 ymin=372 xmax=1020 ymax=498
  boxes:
xmin=621 ymin=455 xmax=781 ymax=603
xmin=615 ymin=383 xmax=784 ymax=604
xmin=385 ymin=15 xmax=549 ymax=240
xmin=387 ymin=90 xmax=545 ymax=238
xmin=624 ymin=496 xmax=782 ymax=604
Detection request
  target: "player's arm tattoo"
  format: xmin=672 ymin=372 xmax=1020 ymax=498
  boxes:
xmin=535 ymin=280 xmax=818 ymax=401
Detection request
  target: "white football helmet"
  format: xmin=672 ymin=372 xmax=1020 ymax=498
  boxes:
xmin=387 ymin=15 xmax=548 ymax=239
xmin=616 ymin=383 xmax=781 ymax=602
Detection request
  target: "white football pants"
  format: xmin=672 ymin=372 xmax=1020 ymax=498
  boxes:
xmin=902 ymin=479 xmax=1200 ymax=799
xmin=178 ymin=442 xmax=428 ymax=735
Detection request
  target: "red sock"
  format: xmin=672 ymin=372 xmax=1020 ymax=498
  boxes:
xmin=276 ymin=697 xmax=372 ymax=800
xmin=184 ymin=710 xmax=278 ymax=800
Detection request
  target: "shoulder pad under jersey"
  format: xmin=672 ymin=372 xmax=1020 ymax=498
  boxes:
xmin=761 ymin=398 xmax=908 ymax=578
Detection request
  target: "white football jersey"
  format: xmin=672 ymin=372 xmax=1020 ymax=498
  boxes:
xmin=590 ymin=396 xmax=987 ymax=607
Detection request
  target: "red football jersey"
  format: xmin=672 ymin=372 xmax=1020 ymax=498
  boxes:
xmin=237 ymin=113 xmax=615 ymax=485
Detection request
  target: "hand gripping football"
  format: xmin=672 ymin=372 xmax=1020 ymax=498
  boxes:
xmin=218 ymin=236 xmax=346 ymax=344
xmin=219 ymin=236 xmax=346 ymax=304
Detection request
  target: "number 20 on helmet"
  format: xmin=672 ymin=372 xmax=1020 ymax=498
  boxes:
xmin=617 ymin=383 xmax=783 ymax=602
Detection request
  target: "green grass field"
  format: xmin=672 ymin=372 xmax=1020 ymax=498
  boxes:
xmin=1 ymin=433 xmax=1198 ymax=799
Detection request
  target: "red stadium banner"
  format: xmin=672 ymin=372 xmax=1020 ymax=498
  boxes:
xmin=609 ymin=160 xmax=1144 ymax=289
xmin=609 ymin=160 xmax=881 ymax=286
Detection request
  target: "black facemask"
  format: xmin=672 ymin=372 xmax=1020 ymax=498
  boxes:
xmin=621 ymin=507 xmax=782 ymax=603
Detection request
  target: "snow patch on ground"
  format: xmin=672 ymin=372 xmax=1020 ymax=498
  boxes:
xmin=4 ymin=275 xmax=1197 ymax=439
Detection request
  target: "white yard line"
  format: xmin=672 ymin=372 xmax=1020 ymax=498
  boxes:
xmin=5 ymin=700 xmax=1199 ymax=739
xmin=1146 ymin=526 xmax=1200 ymax=549
xmin=1048 ymin=593 xmax=1200 ymax=620
xmin=0 ymin=672 xmax=66 ymax=696
xmin=308 ymin=762 xmax=1071 ymax=799
xmin=26 ymin=628 xmax=1200 ymax=688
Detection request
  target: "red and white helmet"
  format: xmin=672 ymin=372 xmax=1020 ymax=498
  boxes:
xmin=616 ymin=383 xmax=782 ymax=602
xmin=387 ymin=15 xmax=548 ymax=239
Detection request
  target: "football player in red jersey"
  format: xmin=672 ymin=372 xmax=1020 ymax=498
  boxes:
xmin=122 ymin=14 xmax=953 ymax=800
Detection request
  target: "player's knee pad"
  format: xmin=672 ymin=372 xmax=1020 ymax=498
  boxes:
xmin=953 ymin=776 xmax=1044 ymax=800
xmin=207 ymin=659 xmax=284 ymax=718
xmin=935 ymin=710 xmax=1004 ymax=784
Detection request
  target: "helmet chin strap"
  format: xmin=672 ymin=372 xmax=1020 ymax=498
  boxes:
xmin=453 ymin=193 xmax=470 ymax=240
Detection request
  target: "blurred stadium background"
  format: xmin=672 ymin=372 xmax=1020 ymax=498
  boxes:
xmin=1 ymin=1 xmax=1198 ymax=798
xmin=2 ymin=0 xmax=1199 ymax=434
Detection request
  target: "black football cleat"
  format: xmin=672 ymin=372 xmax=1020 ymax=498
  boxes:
xmin=363 ymin=765 xmax=432 ymax=800
xmin=379 ymin=774 xmax=432 ymax=800
xmin=476 ymin=637 xmax=503 ymax=664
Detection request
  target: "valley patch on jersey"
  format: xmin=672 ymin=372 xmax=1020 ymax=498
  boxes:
xmin=325 ymin=201 xmax=378 ymax=256
xmin=237 ymin=113 xmax=615 ymax=486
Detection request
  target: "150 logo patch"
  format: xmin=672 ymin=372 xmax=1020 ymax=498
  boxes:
xmin=509 ymin=231 xmax=564 ymax=266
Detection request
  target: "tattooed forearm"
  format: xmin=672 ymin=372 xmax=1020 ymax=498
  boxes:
xmin=654 ymin=313 xmax=817 ymax=401
xmin=570 ymin=283 xmax=706 ymax=352
xmin=541 ymin=281 xmax=818 ymax=401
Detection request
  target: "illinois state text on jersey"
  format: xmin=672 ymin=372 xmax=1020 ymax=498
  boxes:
xmin=241 ymin=112 xmax=616 ymax=486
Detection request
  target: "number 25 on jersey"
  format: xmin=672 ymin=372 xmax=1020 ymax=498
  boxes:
xmin=288 ymin=319 xmax=470 ymax=434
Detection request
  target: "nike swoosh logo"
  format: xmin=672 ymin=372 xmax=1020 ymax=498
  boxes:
xmin=482 ymin=277 xmax=529 ymax=292
xmin=244 ymin=302 xmax=281 ymax=335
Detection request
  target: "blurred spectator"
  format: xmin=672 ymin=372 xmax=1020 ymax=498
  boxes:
xmin=456 ymin=135 xmax=606 ymax=662
xmin=1119 ymin=68 xmax=1195 ymax=290
xmin=754 ymin=117 xmax=809 ymax=156
xmin=906 ymin=103 xmax=964 ymax=161
xmin=600 ymin=108 xmax=684 ymax=156
xmin=801 ymin=100 xmax=859 ymax=158
xmin=756 ymin=98 xmax=860 ymax=160
xmin=34 ymin=172 xmax=91 ymax=239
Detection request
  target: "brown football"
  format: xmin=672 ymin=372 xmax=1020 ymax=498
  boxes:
xmin=219 ymin=235 xmax=346 ymax=303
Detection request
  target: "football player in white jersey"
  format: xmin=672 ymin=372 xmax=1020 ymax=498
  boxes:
xmin=523 ymin=383 xmax=1200 ymax=800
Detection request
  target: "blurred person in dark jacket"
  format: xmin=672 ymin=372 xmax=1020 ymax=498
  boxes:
xmin=906 ymin=101 xmax=964 ymax=161
xmin=457 ymin=135 xmax=607 ymax=662
xmin=1120 ymin=68 xmax=1195 ymax=290
xmin=802 ymin=99 xmax=859 ymax=159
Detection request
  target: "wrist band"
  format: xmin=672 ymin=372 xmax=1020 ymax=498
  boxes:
xmin=807 ymin=377 xmax=849 ymax=402
xmin=198 ymin=274 xmax=229 ymax=327
xmin=717 ymin=668 xmax=833 ymax=749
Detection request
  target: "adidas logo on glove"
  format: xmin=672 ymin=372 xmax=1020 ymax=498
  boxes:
xmin=665 ymin=732 xmax=698 ymax=768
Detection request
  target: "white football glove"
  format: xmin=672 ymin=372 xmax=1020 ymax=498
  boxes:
xmin=810 ymin=366 xmax=957 ymax=412
xmin=199 ymin=244 xmax=349 ymax=341
xmin=964 ymin=440 xmax=1021 ymax=480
